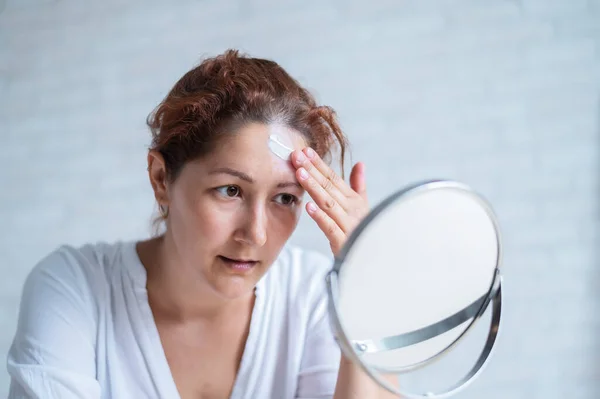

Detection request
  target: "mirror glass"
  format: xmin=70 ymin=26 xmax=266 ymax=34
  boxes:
xmin=327 ymin=180 xmax=503 ymax=397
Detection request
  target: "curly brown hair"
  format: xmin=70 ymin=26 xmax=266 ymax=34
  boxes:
xmin=146 ymin=49 xmax=349 ymax=187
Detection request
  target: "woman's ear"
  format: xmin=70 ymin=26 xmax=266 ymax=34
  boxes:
xmin=147 ymin=150 xmax=169 ymax=207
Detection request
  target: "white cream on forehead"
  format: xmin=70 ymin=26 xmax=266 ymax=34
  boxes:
xmin=268 ymin=128 xmax=295 ymax=161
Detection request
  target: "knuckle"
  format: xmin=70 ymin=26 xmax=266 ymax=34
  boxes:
xmin=326 ymin=222 xmax=338 ymax=236
xmin=328 ymin=169 xmax=340 ymax=184
xmin=323 ymin=197 xmax=336 ymax=210
xmin=322 ymin=177 xmax=334 ymax=192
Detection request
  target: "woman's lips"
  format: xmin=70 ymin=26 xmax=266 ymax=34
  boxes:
xmin=218 ymin=256 xmax=258 ymax=271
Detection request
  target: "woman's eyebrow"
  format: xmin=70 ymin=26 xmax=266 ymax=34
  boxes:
xmin=209 ymin=167 xmax=302 ymax=189
xmin=209 ymin=167 xmax=254 ymax=183
xmin=277 ymin=181 xmax=302 ymax=189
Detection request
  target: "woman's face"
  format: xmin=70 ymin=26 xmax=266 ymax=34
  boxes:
xmin=159 ymin=123 xmax=307 ymax=299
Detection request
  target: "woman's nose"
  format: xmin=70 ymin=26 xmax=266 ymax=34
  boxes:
xmin=235 ymin=206 xmax=268 ymax=247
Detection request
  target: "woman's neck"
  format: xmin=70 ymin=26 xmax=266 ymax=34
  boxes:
xmin=136 ymin=235 xmax=254 ymax=324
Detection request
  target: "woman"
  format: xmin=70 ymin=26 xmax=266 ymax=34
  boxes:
xmin=7 ymin=49 xmax=395 ymax=399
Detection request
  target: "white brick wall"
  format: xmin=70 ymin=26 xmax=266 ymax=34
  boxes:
xmin=1 ymin=0 xmax=598 ymax=397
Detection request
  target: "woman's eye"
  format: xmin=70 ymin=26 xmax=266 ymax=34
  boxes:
xmin=274 ymin=193 xmax=298 ymax=206
xmin=216 ymin=185 xmax=241 ymax=198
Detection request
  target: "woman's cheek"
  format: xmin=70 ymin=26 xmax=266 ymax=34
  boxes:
xmin=270 ymin=205 xmax=301 ymax=233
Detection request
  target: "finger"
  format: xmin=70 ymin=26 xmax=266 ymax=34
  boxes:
xmin=296 ymin=167 xmax=350 ymax=232
xmin=306 ymin=201 xmax=346 ymax=254
xmin=304 ymin=147 xmax=356 ymax=197
xmin=304 ymin=162 xmax=349 ymax=208
xmin=292 ymin=149 xmax=347 ymax=204
xmin=350 ymin=162 xmax=368 ymax=200
xmin=293 ymin=148 xmax=355 ymax=199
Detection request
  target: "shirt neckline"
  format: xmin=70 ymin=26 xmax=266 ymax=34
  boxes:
xmin=121 ymin=240 xmax=267 ymax=399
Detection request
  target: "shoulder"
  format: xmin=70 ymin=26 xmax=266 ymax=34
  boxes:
xmin=264 ymin=244 xmax=334 ymax=318
xmin=7 ymin=243 xmax=123 ymax=397
xmin=26 ymin=241 xmax=125 ymax=283
xmin=21 ymin=241 xmax=130 ymax=309
xmin=282 ymin=243 xmax=334 ymax=272
xmin=271 ymin=243 xmax=334 ymax=291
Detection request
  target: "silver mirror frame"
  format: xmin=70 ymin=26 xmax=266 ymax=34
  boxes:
xmin=325 ymin=180 xmax=504 ymax=398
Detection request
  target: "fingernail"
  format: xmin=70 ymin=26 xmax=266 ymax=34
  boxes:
xmin=299 ymin=168 xmax=309 ymax=180
xmin=295 ymin=151 xmax=306 ymax=164
xmin=305 ymin=147 xmax=316 ymax=159
xmin=307 ymin=202 xmax=317 ymax=213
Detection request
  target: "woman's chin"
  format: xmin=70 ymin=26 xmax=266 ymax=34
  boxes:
xmin=205 ymin=258 xmax=267 ymax=300
xmin=210 ymin=274 xmax=258 ymax=300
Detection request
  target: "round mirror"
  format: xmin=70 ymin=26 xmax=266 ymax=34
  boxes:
xmin=326 ymin=180 xmax=503 ymax=398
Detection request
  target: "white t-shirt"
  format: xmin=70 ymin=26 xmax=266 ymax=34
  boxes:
xmin=6 ymin=240 xmax=342 ymax=399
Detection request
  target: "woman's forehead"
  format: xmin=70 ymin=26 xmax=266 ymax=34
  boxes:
xmin=190 ymin=123 xmax=306 ymax=182
xmin=220 ymin=123 xmax=304 ymax=158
